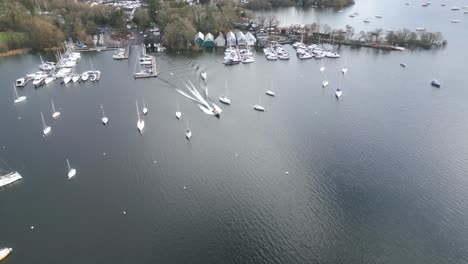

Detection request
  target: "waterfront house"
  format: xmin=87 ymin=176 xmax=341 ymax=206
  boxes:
xmin=203 ymin=33 xmax=215 ymax=48
xmin=255 ymin=28 xmax=268 ymax=47
xmin=245 ymin=32 xmax=257 ymax=46
xmin=214 ymin=33 xmax=226 ymax=47
xmin=194 ymin=32 xmax=205 ymax=47
xmin=226 ymin=31 xmax=236 ymax=46
xmin=235 ymin=31 xmax=246 ymax=46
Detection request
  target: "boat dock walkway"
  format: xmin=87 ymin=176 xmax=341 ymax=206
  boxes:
xmin=123 ymin=44 xmax=130 ymax=59
xmin=134 ymin=57 xmax=157 ymax=79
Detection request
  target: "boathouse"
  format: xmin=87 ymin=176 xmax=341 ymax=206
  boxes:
xmin=203 ymin=33 xmax=215 ymax=48
xmin=245 ymin=32 xmax=257 ymax=46
xmin=226 ymin=31 xmax=236 ymax=46
xmin=235 ymin=31 xmax=246 ymax=46
xmin=214 ymin=33 xmax=226 ymax=47
xmin=194 ymin=32 xmax=205 ymax=47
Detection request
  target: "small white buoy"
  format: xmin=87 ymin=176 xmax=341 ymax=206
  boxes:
xmin=153 ymin=160 xmax=157 ymax=164
xmin=235 ymin=153 xmax=239 ymax=156
xmin=18 ymin=117 xmax=22 ymax=120
xmin=285 ymin=171 xmax=289 ymax=174
xmin=30 ymin=226 xmax=35 ymax=230
xmin=123 ymin=211 xmax=127 ymax=215
xmin=183 ymin=186 xmax=187 ymax=189
xmin=102 ymin=152 xmax=106 ymax=156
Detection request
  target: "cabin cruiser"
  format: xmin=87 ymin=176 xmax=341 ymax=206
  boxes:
xmin=0 ymin=172 xmax=22 ymax=188
xmin=16 ymin=78 xmax=27 ymax=87
xmin=242 ymin=56 xmax=255 ymax=63
xmin=326 ymin=52 xmax=340 ymax=58
xmin=32 ymin=72 xmax=47 ymax=87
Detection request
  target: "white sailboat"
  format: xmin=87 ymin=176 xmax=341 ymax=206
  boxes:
xmin=254 ymin=93 xmax=265 ymax=112
xmin=66 ymin=158 xmax=76 ymax=179
xmin=335 ymin=89 xmax=343 ymax=98
xmin=322 ymin=80 xmax=329 ymax=88
xmin=44 ymin=75 xmax=54 ymax=85
xmin=185 ymin=120 xmax=191 ymax=140
xmin=341 ymin=57 xmax=348 ymax=74
xmin=51 ymin=99 xmax=61 ymax=119
xmin=176 ymin=96 xmax=182 ymax=119
xmin=63 ymin=75 xmax=72 ymax=84
xmin=13 ymin=84 xmax=27 ymax=104
xmin=266 ymin=81 xmax=276 ymax=96
xmin=136 ymin=101 xmax=145 ymax=133
xmin=41 ymin=112 xmax=51 ymax=136
xmin=219 ymin=81 xmax=231 ymax=105
xmin=142 ymin=99 xmax=148 ymax=115
xmin=320 ymin=59 xmax=326 ymax=72
xmin=0 ymin=248 xmax=13 ymax=261
xmin=201 ymin=71 xmax=207 ymax=81
xmin=101 ymin=104 xmax=108 ymax=125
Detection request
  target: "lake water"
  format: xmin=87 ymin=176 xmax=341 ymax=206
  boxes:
xmin=1 ymin=1 xmax=468 ymax=263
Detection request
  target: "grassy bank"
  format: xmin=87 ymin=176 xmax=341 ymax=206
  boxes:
xmin=0 ymin=32 xmax=29 ymax=55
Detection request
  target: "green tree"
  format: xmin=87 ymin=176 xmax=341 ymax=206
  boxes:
xmin=165 ymin=17 xmax=196 ymax=51
xmin=133 ymin=8 xmax=150 ymax=30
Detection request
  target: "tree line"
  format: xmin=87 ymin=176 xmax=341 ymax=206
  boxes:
xmin=245 ymin=0 xmax=354 ymax=10
xmin=0 ymin=0 xmax=126 ymax=52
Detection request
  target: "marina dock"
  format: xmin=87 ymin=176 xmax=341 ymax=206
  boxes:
xmin=134 ymin=45 xmax=157 ymax=79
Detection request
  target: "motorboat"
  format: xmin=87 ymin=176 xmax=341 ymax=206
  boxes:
xmin=13 ymin=84 xmax=27 ymax=104
xmin=266 ymin=90 xmax=275 ymax=96
xmin=101 ymin=104 xmax=108 ymax=125
xmin=431 ymin=79 xmax=441 ymax=87
xmin=112 ymin=48 xmax=126 ymax=59
xmin=0 ymin=248 xmax=13 ymax=261
xmin=41 ymin=112 xmax=51 ymax=136
xmin=335 ymin=89 xmax=343 ymax=98
xmin=16 ymin=78 xmax=27 ymax=87
xmin=51 ymin=99 xmax=61 ymax=119
xmin=66 ymin=158 xmax=76 ymax=179
xmin=0 ymin=172 xmax=22 ymax=188
xmin=254 ymin=105 xmax=265 ymax=111
xmin=201 ymin=71 xmax=207 ymax=81
xmin=242 ymin=56 xmax=255 ymax=63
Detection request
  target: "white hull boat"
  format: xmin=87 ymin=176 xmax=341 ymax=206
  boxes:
xmin=254 ymin=105 xmax=265 ymax=111
xmin=72 ymin=74 xmax=80 ymax=83
xmin=201 ymin=71 xmax=207 ymax=81
xmin=66 ymin=158 xmax=76 ymax=179
xmin=81 ymin=72 xmax=89 ymax=81
xmin=44 ymin=76 xmax=54 ymax=85
xmin=0 ymin=247 xmax=13 ymax=261
xmin=13 ymin=84 xmax=27 ymax=104
xmin=335 ymin=89 xmax=343 ymax=98
xmin=322 ymin=81 xmax=329 ymax=88
xmin=41 ymin=112 xmax=51 ymax=136
xmin=63 ymin=75 xmax=72 ymax=84
xmin=342 ymin=68 xmax=348 ymax=74
xmin=16 ymin=78 xmax=27 ymax=87
xmin=136 ymin=101 xmax=145 ymax=133
xmin=101 ymin=105 xmax=108 ymax=125
xmin=266 ymin=91 xmax=275 ymax=96
xmin=51 ymin=99 xmax=61 ymax=119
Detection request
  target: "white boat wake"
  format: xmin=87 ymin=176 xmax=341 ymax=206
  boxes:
xmin=175 ymin=80 xmax=222 ymax=116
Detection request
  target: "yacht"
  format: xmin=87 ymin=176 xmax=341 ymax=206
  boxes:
xmin=41 ymin=112 xmax=51 ymax=136
xmin=0 ymin=171 xmax=22 ymax=188
xmin=0 ymin=247 xmax=13 ymax=261
xmin=201 ymin=71 xmax=207 ymax=81
xmin=51 ymin=99 xmax=61 ymax=119
xmin=242 ymin=56 xmax=255 ymax=63
xmin=335 ymin=89 xmax=343 ymax=98
xmin=136 ymin=101 xmax=145 ymax=133
xmin=101 ymin=104 xmax=109 ymax=125
xmin=431 ymin=79 xmax=441 ymax=87
xmin=13 ymin=84 xmax=27 ymax=104
xmin=16 ymin=78 xmax=27 ymax=87
xmin=66 ymin=158 xmax=76 ymax=179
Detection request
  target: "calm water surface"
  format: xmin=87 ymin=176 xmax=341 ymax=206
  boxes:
xmin=1 ymin=1 xmax=468 ymax=263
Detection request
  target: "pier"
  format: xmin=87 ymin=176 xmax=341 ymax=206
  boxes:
xmin=134 ymin=44 xmax=157 ymax=79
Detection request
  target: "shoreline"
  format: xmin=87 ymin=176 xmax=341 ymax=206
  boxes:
xmin=0 ymin=48 xmax=30 ymax=57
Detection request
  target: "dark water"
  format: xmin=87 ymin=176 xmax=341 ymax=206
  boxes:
xmin=2 ymin=1 xmax=468 ymax=263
